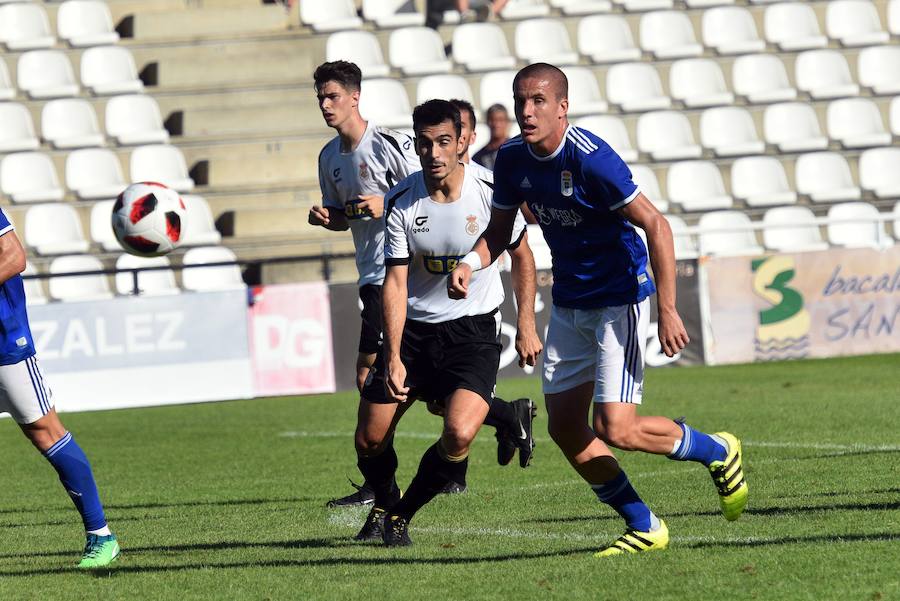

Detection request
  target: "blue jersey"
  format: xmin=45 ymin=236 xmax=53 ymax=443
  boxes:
xmin=492 ymin=125 xmax=655 ymax=309
xmin=0 ymin=210 xmax=35 ymax=365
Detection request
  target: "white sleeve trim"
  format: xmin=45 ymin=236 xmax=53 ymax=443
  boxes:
xmin=608 ymin=187 xmax=640 ymax=211
xmin=0 ymin=224 xmax=14 ymax=236
xmin=491 ymin=200 xmax=521 ymax=211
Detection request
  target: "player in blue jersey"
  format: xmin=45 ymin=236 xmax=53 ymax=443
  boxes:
xmin=449 ymin=63 xmax=748 ymax=556
xmin=0 ymin=209 xmax=119 ymax=569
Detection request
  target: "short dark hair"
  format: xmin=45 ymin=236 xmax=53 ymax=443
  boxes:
xmin=449 ymin=98 xmax=476 ymax=129
xmin=313 ymin=60 xmax=362 ymax=93
xmin=413 ymin=99 xmax=461 ymax=138
xmin=514 ymin=63 xmax=568 ymax=101
xmin=486 ymin=104 xmax=509 ymax=120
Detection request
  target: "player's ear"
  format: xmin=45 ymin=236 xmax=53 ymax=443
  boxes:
xmin=350 ymin=88 xmax=360 ymax=108
xmin=558 ymin=97 xmax=569 ymax=118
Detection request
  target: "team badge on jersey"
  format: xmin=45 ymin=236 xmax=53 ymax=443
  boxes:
xmin=465 ymin=215 xmax=480 ymax=236
xmin=359 ymin=162 xmax=370 ymax=181
xmin=561 ymin=170 xmax=574 ymax=197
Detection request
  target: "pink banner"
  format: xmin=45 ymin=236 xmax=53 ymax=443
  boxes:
xmin=249 ymin=282 xmax=336 ymax=396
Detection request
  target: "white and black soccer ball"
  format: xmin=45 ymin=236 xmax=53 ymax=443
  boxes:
xmin=112 ymin=182 xmax=188 ymax=257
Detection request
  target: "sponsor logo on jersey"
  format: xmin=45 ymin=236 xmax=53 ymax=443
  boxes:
xmin=465 ymin=215 xmax=480 ymax=236
xmin=561 ymin=170 xmax=574 ymax=197
xmin=423 ymin=255 xmax=464 ymax=275
xmin=359 ymin=162 xmax=370 ymax=180
xmin=344 ymin=199 xmax=366 ymax=220
xmin=333 ymin=167 xmax=342 ymax=183
xmin=413 ymin=215 xmax=430 ymax=233
xmin=530 ymin=202 xmax=583 ymax=227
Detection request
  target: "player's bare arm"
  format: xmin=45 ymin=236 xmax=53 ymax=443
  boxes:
xmin=356 ymin=194 xmax=384 ymax=219
xmin=508 ymin=232 xmax=542 ymax=367
xmin=382 ymin=263 xmax=410 ymax=402
xmin=0 ymin=229 xmax=26 ymax=284
xmin=448 ymin=205 xmax=519 ymax=299
xmin=618 ymin=193 xmax=689 ymax=357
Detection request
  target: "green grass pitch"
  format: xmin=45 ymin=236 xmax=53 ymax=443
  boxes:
xmin=1 ymin=354 xmax=898 ymax=600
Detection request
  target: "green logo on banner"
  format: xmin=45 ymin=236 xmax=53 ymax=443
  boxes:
xmin=751 ymin=257 xmax=811 ymax=360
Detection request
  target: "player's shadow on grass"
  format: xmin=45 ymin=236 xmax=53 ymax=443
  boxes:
xmin=773 ymin=486 xmax=900 ymax=500
xmin=104 ymin=496 xmax=317 ymax=512
xmin=798 ymin=448 xmax=900 ymax=460
xmin=681 ymin=531 xmax=900 ymax=550
xmin=0 ymin=514 xmax=145 ymax=531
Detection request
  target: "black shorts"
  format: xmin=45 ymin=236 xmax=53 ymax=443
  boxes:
xmin=361 ymin=311 xmax=502 ymax=406
xmin=358 ymin=284 xmax=383 ymax=355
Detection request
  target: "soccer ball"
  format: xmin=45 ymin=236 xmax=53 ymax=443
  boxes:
xmin=112 ymin=182 xmax=188 ymax=257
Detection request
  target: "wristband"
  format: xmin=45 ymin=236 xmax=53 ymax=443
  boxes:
xmin=460 ymin=251 xmax=483 ymax=271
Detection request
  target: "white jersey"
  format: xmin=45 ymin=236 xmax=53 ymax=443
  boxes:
xmin=384 ymin=163 xmax=527 ymax=324
xmin=318 ymin=122 xmax=420 ymax=287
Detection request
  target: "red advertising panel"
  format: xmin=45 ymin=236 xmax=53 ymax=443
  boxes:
xmin=250 ymin=282 xmax=336 ymax=396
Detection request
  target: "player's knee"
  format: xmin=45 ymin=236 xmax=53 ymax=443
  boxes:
xmin=441 ymin=425 xmax=477 ymax=456
xmin=599 ymin=422 xmax=639 ymax=451
xmin=355 ymin=430 xmax=387 ymax=456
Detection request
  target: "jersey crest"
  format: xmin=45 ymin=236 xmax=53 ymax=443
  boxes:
xmin=465 ymin=215 xmax=480 ymax=236
xmin=561 ymin=170 xmax=574 ymax=197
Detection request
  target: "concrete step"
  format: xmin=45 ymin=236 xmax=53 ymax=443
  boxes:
xmin=123 ymin=4 xmax=292 ymax=42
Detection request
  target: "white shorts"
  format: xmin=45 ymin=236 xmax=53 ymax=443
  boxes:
xmin=542 ymin=298 xmax=649 ymax=404
xmin=0 ymin=355 xmax=54 ymax=424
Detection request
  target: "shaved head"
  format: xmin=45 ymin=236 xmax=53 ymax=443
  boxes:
xmin=513 ymin=63 xmax=568 ymax=101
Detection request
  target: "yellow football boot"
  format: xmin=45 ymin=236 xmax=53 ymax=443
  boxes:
xmin=709 ymin=432 xmax=748 ymax=521
xmin=595 ymin=519 xmax=669 ymax=557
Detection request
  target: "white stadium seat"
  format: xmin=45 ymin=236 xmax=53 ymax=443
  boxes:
xmin=57 ymin=0 xmax=120 ymax=47
xmin=23 ymin=262 xmax=48 ymax=306
xmin=1 ymin=152 xmax=64 ymax=204
xmin=577 ymin=15 xmax=641 ymax=64
xmin=762 ymin=206 xmax=829 ymax=252
xmin=105 ymin=94 xmax=171 ymax=146
xmin=857 ymin=46 xmax=900 ymax=95
xmin=389 ymin=27 xmax=451 ymax=76
xmin=550 ymin=0 xmax=613 ymax=15
xmin=614 ymin=0 xmax=674 ymax=12
xmin=326 ymin=31 xmax=390 ymax=78
xmin=732 ymin=54 xmax=797 ymax=104
xmin=563 ymin=67 xmax=608 ymax=116
xmin=636 ymin=111 xmax=702 ymax=161
xmin=575 ymin=116 xmax=637 ymax=162
xmin=115 ymin=254 xmax=180 ymax=296
xmin=795 ymin=152 xmax=862 ymax=203
xmin=129 ymin=145 xmax=195 ymax=193
xmin=827 ymin=98 xmax=891 ymax=149
xmin=894 ymin=202 xmax=900 ymax=240
xmin=25 ymin=203 xmax=90 ymax=255
xmin=182 ymin=246 xmax=245 ymax=292
xmin=827 ymin=202 xmax=893 ymax=248
xmin=66 ymin=148 xmax=127 ymax=200
xmin=686 ymin=0 xmax=734 ymax=6
xmin=698 ymin=211 xmax=764 ymax=256
xmin=731 ymin=156 xmax=797 ymax=207
xmin=700 ymin=106 xmax=765 ymax=157
xmin=764 ymin=3 xmax=827 ymax=51
xmin=795 ymin=50 xmax=860 ymax=99
xmin=0 ymin=3 xmax=54 ymax=50
xmin=669 ymin=58 xmax=734 ymax=108
xmin=452 ymin=23 xmax=517 ymax=72
xmin=300 ymin=0 xmax=362 ymax=32
xmin=667 ymin=161 xmax=734 ymax=211
xmin=763 ymin=102 xmax=828 ymax=152
xmin=639 ymin=11 xmax=702 ymax=59
xmin=826 ymin=0 xmax=889 ymax=47
xmin=362 ymin=0 xmax=425 ymax=28
xmin=630 ymin=164 xmax=669 ymax=212
xmin=892 ymin=97 xmax=900 ymax=135
xmin=702 ymin=7 xmax=766 ymax=55
xmin=891 ymin=0 xmax=900 ymax=35
xmin=359 ymin=79 xmax=412 ymax=129
xmin=17 ymin=51 xmax=80 ymax=99
xmin=41 ymin=99 xmax=105 ymax=149
xmin=48 ymin=255 xmax=113 ymax=301
xmin=858 ymin=148 xmax=900 ymax=198
xmin=89 ymin=199 xmax=120 ymax=251
xmin=416 ymin=74 xmax=474 ymax=105
xmin=80 ymin=46 xmax=144 ymax=96
xmin=515 ymin=19 xmax=579 ymax=65
xmin=606 ymin=63 xmax=671 ymax=112
xmin=0 ymin=61 xmax=14 ymax=101
xmin=480 ymin=70 xmax=517 ymax=116
xmin=0 ymin=103 xmax=40 ymax=153
xmin=666 ymin=214 xmax=699 ymax=260
xmin=181 ymin=195 xmax=223 ymax=247
xmin=499 ymin=0 xmax=551 ymax=19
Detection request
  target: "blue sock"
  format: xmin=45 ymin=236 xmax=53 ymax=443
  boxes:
xmin=668 ymin=422 xmax=727 ymax=467
xmin=592 ymin=470 xmax=656 ymax=532
xmin=43 ymin=432 xmax=108 ymax=532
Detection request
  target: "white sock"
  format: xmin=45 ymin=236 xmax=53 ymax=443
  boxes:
xmin=87 ymin=526 xmax=112 ymax=537
xmin=648 ymin=513 xmax=661 ymax=532
xmin=670 ymin=438 xmax=683 ymax=456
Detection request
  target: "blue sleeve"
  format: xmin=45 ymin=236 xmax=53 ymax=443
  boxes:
xmin=0 ymin=208 xmax=12 ymax=234
xmin=581 ymin=147 xmax=639 ymax=211
xmin=490 ymin=147 xmax=520 ymax=210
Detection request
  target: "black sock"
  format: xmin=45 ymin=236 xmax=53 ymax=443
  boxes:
xmin=357 ymin=441 xmax=401 ymax=509
xmin=392 ymin=442 xmax=468 ymax=521
xmin=482 ymin=396 xmax=516 ymax=430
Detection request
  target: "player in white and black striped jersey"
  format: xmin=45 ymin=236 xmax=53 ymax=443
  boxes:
xmin=353 ymin=99 xmax=544 ymax=546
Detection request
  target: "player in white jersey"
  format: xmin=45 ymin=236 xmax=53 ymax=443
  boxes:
xmin=0 ymin=209 xmax=119 ymax=568
xmin=353 ymin=100 xmax=542 ymax=546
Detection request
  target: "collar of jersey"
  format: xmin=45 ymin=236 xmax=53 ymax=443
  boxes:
xmin=525 ymin=125 xmax=571 ymax=162
xmin=340 ymin=120 xmax=373 ymax=155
